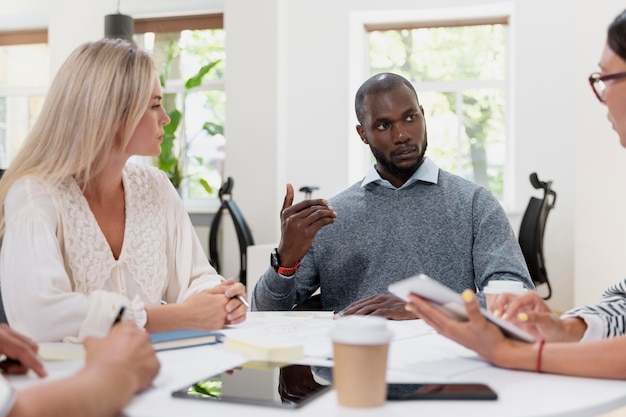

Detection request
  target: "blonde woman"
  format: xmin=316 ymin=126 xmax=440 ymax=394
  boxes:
xmin=0 ymin=38 xmax=247 ymax=342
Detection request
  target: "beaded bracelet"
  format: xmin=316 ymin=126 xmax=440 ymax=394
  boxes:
xmin=536 ymin=339 xmax=546 ymax=373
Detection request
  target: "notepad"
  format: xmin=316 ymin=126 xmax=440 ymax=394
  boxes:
xmin=149 ymin=329 xmax=224 ymax=351
xmin=223 ymin=337 xmax=304 ymax=362
xmin=37 ymin=343 xmax=86 ymax=361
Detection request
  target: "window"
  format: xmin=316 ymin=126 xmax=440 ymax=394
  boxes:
xmin=367 ymin=17 xmax=508 ymax=200
xmin=0 ymin=30 xmax=49 ymax=168
xmin=134 ymin=14 xmax=225 ymax=203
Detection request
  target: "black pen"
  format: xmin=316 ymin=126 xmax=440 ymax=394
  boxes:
xmin=111 ymin=306 xmax=126 ymax=328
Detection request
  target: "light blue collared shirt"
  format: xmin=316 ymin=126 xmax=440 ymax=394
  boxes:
xmin=360 ymin=156 xmax=439 ymax=190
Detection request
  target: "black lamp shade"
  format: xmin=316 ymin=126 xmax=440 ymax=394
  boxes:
xmin=104 ymin=14 xmax=134 ymax=42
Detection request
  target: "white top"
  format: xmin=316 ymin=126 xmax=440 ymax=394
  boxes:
xmin=0 ymin=163 xmax=221 ymax=342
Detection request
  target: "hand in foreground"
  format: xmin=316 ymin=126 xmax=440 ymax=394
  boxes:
xmin=216 ymin=277 xmax=248 ymax=325
xmin=406 ymin=290 xmax=514 ymax=363
xmin=0 ymin=324 xmax=46 ymax=377
xmin=83 ymin=322 xmax=160 ymax=394
xmin=335 ymin=294 xmax=418 ymax=320
xmin=489 ymin=291 xmax=585 ymax=342
xmin=277 ymin=183 xmax=337 ymax=267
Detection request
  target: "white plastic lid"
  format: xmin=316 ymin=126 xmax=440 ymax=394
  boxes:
xmin=483 ymin=280 xmax=528 ymax=294
xmin=330 ymin=315 xmax=393 ymax=345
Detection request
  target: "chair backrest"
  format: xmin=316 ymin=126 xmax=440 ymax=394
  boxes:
xmin=208 ymin=177 xmax=255 ymax=286
xmin=518 ymin=173 xmax=557 ymax=300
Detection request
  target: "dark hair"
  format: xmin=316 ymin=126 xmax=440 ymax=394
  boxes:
xmin=608 ymin=9 xmax=626 ymax=61
xmin=354 ymin=73 xmax=418 ymax=125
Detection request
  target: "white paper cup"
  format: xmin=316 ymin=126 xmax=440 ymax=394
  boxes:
xmin=330 ymin=316 xmax=392 ymax=408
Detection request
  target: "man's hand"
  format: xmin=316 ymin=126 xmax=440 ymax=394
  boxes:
xmin=336 ymin=294 xmax=418 ymax=320
xmin=276 ymin=183 xmax=337 ymax=267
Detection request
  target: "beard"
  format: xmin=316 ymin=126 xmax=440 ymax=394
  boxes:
xmin=370 ymin=129 xmax=428 ymax=177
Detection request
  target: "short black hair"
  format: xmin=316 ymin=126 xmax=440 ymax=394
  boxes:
xmin=354 ymin=73 xmax=418 ymax=125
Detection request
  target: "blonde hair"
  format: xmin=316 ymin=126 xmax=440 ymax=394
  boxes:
xmin=0 ymin=38 xmax=157 ymax=237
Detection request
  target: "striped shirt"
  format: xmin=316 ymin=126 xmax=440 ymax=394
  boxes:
xmin=561 ymin=279 xmax=626 ymax=341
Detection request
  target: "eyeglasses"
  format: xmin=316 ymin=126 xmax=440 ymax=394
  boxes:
xmin=589 ymin=71 xmax=626 ymax=103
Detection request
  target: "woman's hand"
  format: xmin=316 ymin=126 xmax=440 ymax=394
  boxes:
xmin=216 ymin=278 xmax=248 ymax=325
xmin=405 ymin=290 xmax=513 ymax=363
xmin=489 ymin=291 xmax=586 ymax=342
xmin=84 ymin=322 xmax=160 ymax=394
xmin=0 ymin=324 xmax=46 ymax=377
xmin=180 ymin=289 xmax=230 ymax=330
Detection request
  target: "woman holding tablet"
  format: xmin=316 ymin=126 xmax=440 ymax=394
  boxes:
xmin=406 ymin=8 xmax=626 ymax=379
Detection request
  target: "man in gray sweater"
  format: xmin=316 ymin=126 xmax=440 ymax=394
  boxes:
xmin=251 ymin=72 xmax=534 ymax=318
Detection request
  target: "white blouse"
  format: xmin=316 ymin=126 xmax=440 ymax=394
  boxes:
xmin=0 ymin=163 xmax=222 ymax=342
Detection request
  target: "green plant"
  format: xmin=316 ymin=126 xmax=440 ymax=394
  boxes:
xmin=157 ymin=49 xmax=222 ymax=195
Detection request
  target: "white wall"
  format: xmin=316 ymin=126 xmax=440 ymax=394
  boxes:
xmin=1 ymin=0 xmax=625 ymax=312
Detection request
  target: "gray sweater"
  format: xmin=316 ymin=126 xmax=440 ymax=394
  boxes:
xmin=252 ymin=170 xmax=533 ymax=312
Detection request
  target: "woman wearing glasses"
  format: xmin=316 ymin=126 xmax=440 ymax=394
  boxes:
xmin=406 ymin=8 xmax=626 ymax=379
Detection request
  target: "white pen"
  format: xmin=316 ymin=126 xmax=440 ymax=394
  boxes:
xmin=221 ymin=277 xmax=250 ymax=308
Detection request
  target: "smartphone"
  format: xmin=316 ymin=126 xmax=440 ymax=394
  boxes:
xmin=387 ymin=383 xmax=497 ymax=400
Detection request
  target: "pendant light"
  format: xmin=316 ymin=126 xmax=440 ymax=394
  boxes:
xmin=104 ymin=0 xmax=134 ymax=42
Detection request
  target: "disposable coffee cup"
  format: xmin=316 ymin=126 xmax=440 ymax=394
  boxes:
xmin=330 ymin=315 xmax=392 ymax=408
xmin=483 ymin=280 xmax=528 ymax=310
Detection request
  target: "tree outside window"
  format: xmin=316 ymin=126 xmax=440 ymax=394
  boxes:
xmin=368 ymin=22 xmax=507 ymax=200
xmin=134 ymin=16 xmax=225 ymax=201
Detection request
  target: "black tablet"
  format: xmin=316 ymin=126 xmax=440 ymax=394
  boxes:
xmin=172 ymin=362 xmax=333 ymax=409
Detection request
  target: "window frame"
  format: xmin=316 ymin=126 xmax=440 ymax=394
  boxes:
xmin=134 ymin=14 xmax=225 ymax=213
xmin=0 ymin=29 xmax=49 ymax=169
xmin=365 ymin=19 xmax=510 ymax=203
xmin=348 ymin=4 xmax=515 ymax=211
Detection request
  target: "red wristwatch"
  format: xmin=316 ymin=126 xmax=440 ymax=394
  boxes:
xmin=270 ymin=248 xmax=301 ymax=276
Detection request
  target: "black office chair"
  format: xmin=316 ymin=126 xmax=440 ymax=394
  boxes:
xmin=299 ymin=186 xmax=319 ymax=199
xmin=208 ymin=177 xmax=255 ymax=287
xmin=518 ymin=173 xmax=557 ymax=300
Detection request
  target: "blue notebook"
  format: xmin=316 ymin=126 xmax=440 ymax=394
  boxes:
xmin=149 ymin=329 xmax=224 ymax=351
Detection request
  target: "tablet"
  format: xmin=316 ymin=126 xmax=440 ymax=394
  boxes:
xmin=172 ymin=362 xmax=332 ymax=409
xmin=388 ymin=274 xmax=535 ymax=343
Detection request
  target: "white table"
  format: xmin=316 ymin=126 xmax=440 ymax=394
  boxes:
xmin=11 ymin=312 xmax=626 ymax=417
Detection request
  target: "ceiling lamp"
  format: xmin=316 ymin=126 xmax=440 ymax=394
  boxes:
xmin=104 ymin=0 xmax=134 ymax=42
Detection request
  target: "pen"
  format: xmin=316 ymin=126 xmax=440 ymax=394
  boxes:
xmin=111 ymin=306 xmax=126 ymax=328
xmin=221 ymin=277 xmax=250 ymax=308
